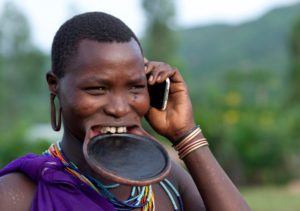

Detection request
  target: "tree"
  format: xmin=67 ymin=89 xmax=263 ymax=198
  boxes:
xmin=0 ymin=2 xmax=51 ymax=166
xmin=0 ymin=2 xmax=48 ymax=132
xmin=141 ymin=0 xmax=177 ymax=63
xmin=285 ymin=15 xmax=300 ymax=178
xmin=287 ymin=16 xmax=300 ymax=141
xmin=288 ymin=16 xmax=300 ymax=104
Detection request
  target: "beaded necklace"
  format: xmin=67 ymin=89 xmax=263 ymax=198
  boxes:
xmin=44 ymin=142 xmax=183 ymax=211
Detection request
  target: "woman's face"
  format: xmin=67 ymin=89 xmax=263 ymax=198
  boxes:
xmin=57 ymin=39 xmax=150 ymax=141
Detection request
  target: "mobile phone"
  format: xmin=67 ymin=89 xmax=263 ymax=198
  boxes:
xmin=148 ymin=78 xmax=170 ymax=110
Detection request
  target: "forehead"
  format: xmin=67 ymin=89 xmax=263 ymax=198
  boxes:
xmin=65 ymin=39 xmax=144 ymax=77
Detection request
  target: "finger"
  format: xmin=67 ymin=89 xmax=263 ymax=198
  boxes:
xmin=156 ymin=69 xmax=176 ymax=83
xmin=146 ymin=62 xmax=172 ymax=75
xmin=144 ymin=60 xmax=166 ymax=74
xmin=145 ymin=61 xmax=177 ymax=84
xmin=147 ymin=69 xmax=161 ymax=85
xmin=169 ymin=67 xmax=185 ymax=83
xmin=144 ymin=58 xmax=149 ymax=73
xmin=145 ymin=62 xmax=164 ymax=84
xmin=145 ymin=61 xmax=159 ymax=74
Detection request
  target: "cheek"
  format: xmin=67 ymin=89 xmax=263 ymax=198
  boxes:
xmin=132 ymin=93 xmax=150 ymax=116
xmin=60 ymin=92 xmax=98 ymax=119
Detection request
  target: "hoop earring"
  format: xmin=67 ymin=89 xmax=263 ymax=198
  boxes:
xmin=50 ymin=93 xmax=62 ymax=131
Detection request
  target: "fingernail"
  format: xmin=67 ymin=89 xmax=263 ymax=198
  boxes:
xmin=157 ymin=76 xmax=161 ymax=81
xmin=149 ymin=75 xmax=153 ymax=82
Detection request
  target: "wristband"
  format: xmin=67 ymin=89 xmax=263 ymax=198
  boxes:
xmin=173 ymin=125 xmax=200 ymax=145
xmin=173 ymin=125 xmax=209 ymax=159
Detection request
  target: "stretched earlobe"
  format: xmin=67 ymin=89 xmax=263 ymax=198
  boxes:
xmin=50 ymin=93 xmax=62 ymax=131
xmin=47 ymin=71 xmax=61 ymax=131
xmin=46 ymin=71 xmax=59 ymax=94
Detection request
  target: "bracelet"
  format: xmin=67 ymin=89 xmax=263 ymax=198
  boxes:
xmin=173 ymin=125 xmax=209 ymax=159
xmin=179 ymin=139 xmax=208 ymax=159
xmin=173 ymin=125 xmax=200 ymax=145
xmin=174 ymin=127 xmax=201 ymax=151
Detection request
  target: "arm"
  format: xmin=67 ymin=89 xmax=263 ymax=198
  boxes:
xmin=183 ymin=141 xmax=250 ymax=210
xmin=0 ymin=173 xmax=36 ymax=211
xmin=169 ymin=161 xmax=206 ymax=210
xmin=145 ymin=60 xmax=251 ymax=210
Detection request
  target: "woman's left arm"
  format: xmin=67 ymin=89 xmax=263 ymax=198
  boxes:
xmin=145 ymin=60 xmax=251 ymax=211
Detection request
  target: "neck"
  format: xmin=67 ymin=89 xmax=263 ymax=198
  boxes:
xmin=60 ymin=129 xmax=115 ymax=185
xmin=61 ymin=130 xmax=89 ymax=172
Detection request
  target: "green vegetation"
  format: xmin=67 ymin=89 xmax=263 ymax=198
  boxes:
xmin=0 ymin=2 xmax=50 ymax=167
xmin=173 ymin=2 xmax=300 ymax=185
xmin=0 ymin=1 xmax=300 ymax=188
xmin=178 ymin=3 xmax=300 ymax=81
xmin=142 ymin=0 xmax=177 ymax=62
xmin=242 ymin=185 xmax=300 ymax=211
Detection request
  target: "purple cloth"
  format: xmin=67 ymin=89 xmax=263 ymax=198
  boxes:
xmin=0 ymin=153 xmax=116 ymax=211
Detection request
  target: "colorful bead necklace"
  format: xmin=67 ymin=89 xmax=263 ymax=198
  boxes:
xmin=44 ymin=142 xmax=183 ymax=211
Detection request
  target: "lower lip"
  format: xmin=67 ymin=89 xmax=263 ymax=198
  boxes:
xmin=127 ymin=126 xmax=145 ymax=136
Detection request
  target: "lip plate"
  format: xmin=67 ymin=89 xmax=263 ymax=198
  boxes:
xmin=83 ymin=133 xmax=171 ymax=186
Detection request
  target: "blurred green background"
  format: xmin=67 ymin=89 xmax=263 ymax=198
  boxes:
xmin=1 ymin=1 xmax=300 ymax=210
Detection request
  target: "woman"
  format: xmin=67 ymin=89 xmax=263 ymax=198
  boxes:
xmin=0 ymin=12 xmax=250 ymax=211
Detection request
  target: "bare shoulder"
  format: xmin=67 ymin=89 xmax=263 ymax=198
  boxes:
xmin=169 ymin=160 xmax=206 ymax=211
xmin=0 ymin=172 xmax=36 ymax=211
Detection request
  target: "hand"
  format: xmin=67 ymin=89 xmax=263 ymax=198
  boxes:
xmin=144 ymin=59 xmax=196 ymax=143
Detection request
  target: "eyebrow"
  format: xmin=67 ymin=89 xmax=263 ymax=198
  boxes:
xmin=82 ymin=76 xmax=111 ymax=84
xmin=126 ymin=75 xmax=147 ymax=84
xmin=80 ymin=75 xmax=147 ymax=85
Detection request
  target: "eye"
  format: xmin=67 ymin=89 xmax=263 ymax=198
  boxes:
xmin=85 ymin=86 xmax=107 ymax=95
xmin=129 ymin=85 xmax=146 ymax=92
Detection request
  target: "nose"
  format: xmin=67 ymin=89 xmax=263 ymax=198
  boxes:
xmin=103 ymin=94 xmax=131 ymax=118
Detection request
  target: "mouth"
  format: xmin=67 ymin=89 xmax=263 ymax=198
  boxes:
xmin=100 ymin=126 xmax=127 ymax=134
xmin=88 ymin=125 xmax=149 ymax=139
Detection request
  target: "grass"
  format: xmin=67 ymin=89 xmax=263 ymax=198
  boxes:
xmin=241 ymin=184 xmax=300 ymax=211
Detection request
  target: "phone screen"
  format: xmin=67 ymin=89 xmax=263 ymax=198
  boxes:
xmin=148 ymin=78 xmax=170 ymax=110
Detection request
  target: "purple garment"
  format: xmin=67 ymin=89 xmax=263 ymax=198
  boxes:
xmin=0 ymin=153 xmax=116 ymax=211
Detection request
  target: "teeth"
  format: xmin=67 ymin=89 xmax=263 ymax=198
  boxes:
xmin=117 ymin=127 xmax=123 ymax=133
xmin=100 ymin=127 xmax=108 ymax=133
xmin=110 ymin=127 xmax=116 ymax=133
xmin=101 ymin=126 xmax=127 ymax=134
xmin=118 ymin=127 xmax=127 ymax=133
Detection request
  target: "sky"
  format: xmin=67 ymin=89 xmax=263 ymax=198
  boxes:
xmin=0 ymin=0 xmax=300 ymax=51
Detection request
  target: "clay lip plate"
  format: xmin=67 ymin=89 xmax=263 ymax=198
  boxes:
xmin=83 ymin=133 xmax=171 ymax=186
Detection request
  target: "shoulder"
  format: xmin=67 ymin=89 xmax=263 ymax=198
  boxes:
xmin=168 ymin=160 xmax=195 ymax=194
xmin=0 ymin=172 xmax=36 ymax=211
xmin=169 ymin=160 xmax=206 ymax=210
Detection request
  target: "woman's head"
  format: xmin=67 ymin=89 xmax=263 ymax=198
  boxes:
xmin=51 ymin=11 xmax=143 ymax=78
xmin=47 ymin=12 xmax=149 ymax=141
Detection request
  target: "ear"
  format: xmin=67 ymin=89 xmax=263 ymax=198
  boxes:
xmin=46 ymin=71 xmax=59 ymax=95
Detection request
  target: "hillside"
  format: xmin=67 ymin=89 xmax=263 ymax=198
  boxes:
xmin=178 ymin=2 xmax=300 ymax=85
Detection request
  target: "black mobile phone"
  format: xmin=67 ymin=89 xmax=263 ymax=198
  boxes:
xmin=148 ymin=78 xmax=170 ymax=110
